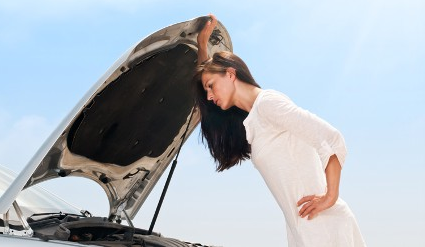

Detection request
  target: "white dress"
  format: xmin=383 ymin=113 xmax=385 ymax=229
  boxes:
xmin=243 ymin=89 xmax=366 ymax=247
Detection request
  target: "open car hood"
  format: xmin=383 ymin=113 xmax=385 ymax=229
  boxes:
xmin=0 ymin=16 xmax=232 ymax=221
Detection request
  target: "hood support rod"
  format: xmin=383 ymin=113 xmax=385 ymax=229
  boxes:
xmin=148 ymin=108 xmax=195 ymax=235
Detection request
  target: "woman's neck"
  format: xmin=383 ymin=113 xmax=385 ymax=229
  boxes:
xmin=232 ymin=80 xmax=262 ymax=112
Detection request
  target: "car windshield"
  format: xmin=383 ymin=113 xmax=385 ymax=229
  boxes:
xmin=0 ymin=165 xmax=82 ymax=224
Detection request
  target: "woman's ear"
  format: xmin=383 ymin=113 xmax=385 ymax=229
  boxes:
xmin=226 ymin=67 xmax=236 ymax=79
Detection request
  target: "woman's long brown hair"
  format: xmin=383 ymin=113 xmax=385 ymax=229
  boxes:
xmin=193 ymin=51 xmax=260 ymax=171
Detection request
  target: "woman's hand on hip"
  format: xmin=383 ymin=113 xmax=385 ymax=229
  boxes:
xmin=297 ymin=193 xmax=338 ymax=220
xmin=297 ymin=155 xmax=342 ymax=220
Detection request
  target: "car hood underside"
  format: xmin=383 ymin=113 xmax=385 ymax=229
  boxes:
xmin=0 ymin=16 xmax=232 ymax=221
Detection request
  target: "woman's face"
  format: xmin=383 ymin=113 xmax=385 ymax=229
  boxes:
xmin=201 ymin=70 xmax=235 ymax=110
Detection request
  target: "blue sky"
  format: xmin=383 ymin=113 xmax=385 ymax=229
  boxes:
xmin=0 ymin=0 xmax=424 ymax=246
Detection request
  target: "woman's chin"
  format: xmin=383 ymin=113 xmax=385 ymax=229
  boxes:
xmin=220 ymin=105 xmax=231 ymax=111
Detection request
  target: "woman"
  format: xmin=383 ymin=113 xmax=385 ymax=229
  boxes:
xmin=194 ymin=15 xmax=366 ymax=247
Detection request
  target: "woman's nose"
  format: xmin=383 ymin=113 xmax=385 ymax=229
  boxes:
xmin=207 ymin=91 xmax=214 ymax=101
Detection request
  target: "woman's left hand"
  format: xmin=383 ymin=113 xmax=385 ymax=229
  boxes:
xmin=298 ymin=155 xmax=341 ymax=220
xmin=297 ymin=193 xmax=337 ymax=220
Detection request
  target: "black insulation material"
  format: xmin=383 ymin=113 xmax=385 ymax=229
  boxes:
xmin=67 ymin=44 xmax=197 ymax=166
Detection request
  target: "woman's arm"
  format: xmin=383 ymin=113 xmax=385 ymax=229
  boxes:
xmin=257 ymin=92 xmax=346 ymax=220
xmin=258 ymin=92 xmax=347 ymax=171
xmin=297 ymin=154 xmax=341 ymax=220
xmin=197 ymin=14 xmax=217 ymax=65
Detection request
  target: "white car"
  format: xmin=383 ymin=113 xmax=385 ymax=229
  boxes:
xmin=0 ymin=16 xmax=232 ymax=247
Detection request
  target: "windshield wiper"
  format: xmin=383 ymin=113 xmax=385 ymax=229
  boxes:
xmin=30 ymin=209 xmax=92 ymax=218
xmin=29 ymin=211 xmax=89 ymax=222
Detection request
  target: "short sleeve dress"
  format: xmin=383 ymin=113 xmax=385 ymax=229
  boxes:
xmin=243 ymin=89 xmax=366 ymax=247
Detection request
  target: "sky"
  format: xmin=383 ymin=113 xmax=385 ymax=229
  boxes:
xmin=0 ymin=0 xmax=424 ymax=246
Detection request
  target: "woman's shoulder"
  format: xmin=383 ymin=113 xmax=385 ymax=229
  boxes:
xmin=257 ymin=89 xmax=293 ymax=106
